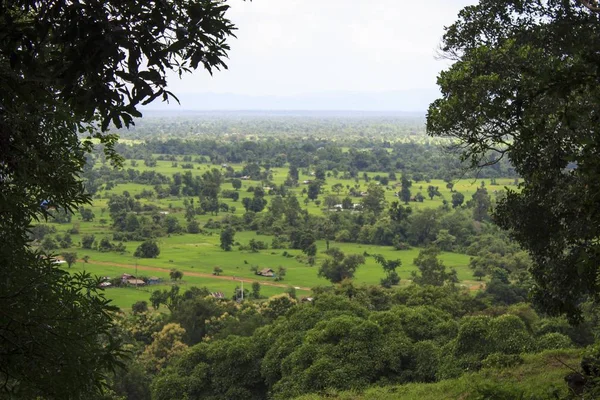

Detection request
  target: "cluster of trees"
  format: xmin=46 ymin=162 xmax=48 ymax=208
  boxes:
xmin=84 ymin=138 xmax=517 ymax=184
xmin=102 ymin=283 xmax=599 ymax=400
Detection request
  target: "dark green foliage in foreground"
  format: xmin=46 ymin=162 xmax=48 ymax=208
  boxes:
xmin=0 ymin=0 xmax=238 ymax=397
xmin=428 ymin=0 xmax=600 ymax=321
xmin=146 ymin=284 xmax=588 ymax=400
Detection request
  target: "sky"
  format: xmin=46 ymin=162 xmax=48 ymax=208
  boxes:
xmin=160 ymin=0 xmax=479 ymax=109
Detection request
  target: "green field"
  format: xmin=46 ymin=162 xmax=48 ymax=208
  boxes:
xmin=45 ymin=159 xmax=511 ymax=310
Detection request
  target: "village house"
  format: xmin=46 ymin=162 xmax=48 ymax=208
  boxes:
xmin=121 ymin=273 xmax=145 ymax=286
xmin=257 ymin=268 xmax=275 ymax=277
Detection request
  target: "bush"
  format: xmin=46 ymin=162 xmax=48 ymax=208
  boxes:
xmin=132 ymin=301 xmax=149 ymax=314
xmin=536 ymin=333 xmax=573 ymax=351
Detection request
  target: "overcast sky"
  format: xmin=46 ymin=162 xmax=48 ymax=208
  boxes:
xmin=165 ymin=0 xmax=477 ymax=97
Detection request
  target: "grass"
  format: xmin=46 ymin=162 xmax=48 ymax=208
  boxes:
xmin=45 ymin=160 xmax=512 ymax=309
xmin=294 ymin=349 xmax=582 ymax=400
xmin=69 ymin=261 xmax=289 ymax=310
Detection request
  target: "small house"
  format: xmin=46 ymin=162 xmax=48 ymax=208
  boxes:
xmin=127 ymin=279 xmax=146 ymax=286
xmin=258 ymin=268 xmax=275 ymax=277
xmin=211 ymin=292 xmax=225 ymax=299
xmin=121 ymin=273 xmax=134 ymax=284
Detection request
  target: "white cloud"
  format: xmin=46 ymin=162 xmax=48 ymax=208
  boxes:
xmin=165 ymin=0 xmax=478 ymax=96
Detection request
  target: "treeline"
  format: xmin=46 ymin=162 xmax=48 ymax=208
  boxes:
xmin=105 ymin=139 xmax=516 ymax=179
xmin=102 ymin=283 xmax=599 ymax=400
xmin=113 ymin=112 xmax=427 ymax=140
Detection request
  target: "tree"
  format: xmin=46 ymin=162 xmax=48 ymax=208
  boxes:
xmin=213 ymin=266 xmax=223 ymax=276
xmin=451 ymin=192 xmax=465 ymax=208
xmin=373 ymin=254 xmax=402 ymax=288
xmin=400 ymin=173 xmax=412 ymax=204
xmin=332 ymin=183 xmax=344 ymax=194
xmin=81 ymin=234 xmax=95 ymax=249
xmin=150 ymin=290 xmax=168 ymax=310
xmin=132 ymin=301 xmax=149 ymax=314
xmin=187 ymin=220 xmax=201 ymax=234
xmin=1 ymin=0 xmax=240 ymax=390
xmin=41 ymin=237 xmax=58 ymax=251
xmin=220 ymin=226 xmax=235 ymax=251
xmin=165 ymin=216 xmax=182 ymax=234
xmin=169 ymin=269 xmax=183 ymax=281
xmin=79 ymin=207 xmax=95 ymax=222
xmin=140 ymin=323 xmax=188 ymax=374
xmin=411 ymin=247 xmax=458 ymax=287
xmin=341 ymin=196 xmax=354 ymax=210
xmin=251 ymin=281 xmax=261 ymax=299
xmin=62 ymin=252 xmax=78 ymax=269
xmin=314 ymin=166 xmax=326 ymax=181
xmin=324 ymin=195 xmax=341 ymax=209
xmin=231 ymin=178 xmax=242 ymax=190
xmin=361 ymin=183 xmax=386 ymax=215
xmin=427 ymin=185 xmax=440 ymax=200
xmin=134 ymin=240 xmax=160 ymax=258
xmin=434 ymin=229 xmax=456 ymax=252
xmin=277 ymin=266 xmax=287 ymax=281
xmin=426 ymin=0 xmax=600 ymax=320
xmin=307 ymin=181 xmax=321 ymax=201
xmin=471 ymin=188 xmax=491 ymax=222
xmin=318 ymin=248 xmax=365 ymax=284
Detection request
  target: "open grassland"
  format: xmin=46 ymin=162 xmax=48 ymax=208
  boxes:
xmin=294 ymin=349 xmax=582 ymax=400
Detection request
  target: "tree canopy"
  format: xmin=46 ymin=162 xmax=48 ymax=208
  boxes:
xmin=0 ymin=0 xmax=239 ymax=397
xmin=427 ymin=0 xmax=600 ymax=321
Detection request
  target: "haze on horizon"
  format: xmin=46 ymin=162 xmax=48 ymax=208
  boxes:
xmin=151 ymin=0 xmax=478 ymax=112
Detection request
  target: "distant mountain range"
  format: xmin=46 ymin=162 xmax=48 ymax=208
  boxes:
xmin=141 ymin=89 xmax=439 ymax=113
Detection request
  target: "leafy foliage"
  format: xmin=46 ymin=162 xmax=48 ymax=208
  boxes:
xmin=0 ymin=0 xmax=239 ymax=396
xmin=427 ymin=0 xmax=600 ymax=321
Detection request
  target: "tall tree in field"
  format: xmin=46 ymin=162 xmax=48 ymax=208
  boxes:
xmin=427 ymin=0 xmax=600 ymax=320
xmin=373 ymin=254 xmax=401 ymax=288
xmin=220 ymin=226 xmax=235 ymax=251
xmin=361 ymin=183 xmax=386 ymax=216
xmin=400 ymin=173 xmax=412 ymax=204
xmin=411 ymin=247 xmax=458 ymax=287
xmin=62 ymin=252 xmax=78 ymax=269
xmin=318 ymin=248 xmax=365 ymax=284
xmin=0 ymin=1 xmax=239 ymax=396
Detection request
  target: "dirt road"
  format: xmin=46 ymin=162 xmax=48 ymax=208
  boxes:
xmin=79 ymin=259 xmax=312 ymax=291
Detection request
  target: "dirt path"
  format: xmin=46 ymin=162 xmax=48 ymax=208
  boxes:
xmin=79 ymin=259 xmax=312 ymax=291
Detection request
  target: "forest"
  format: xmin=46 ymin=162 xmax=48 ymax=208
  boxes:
xmin=3 ymin=1 xmax=600 ymax=400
